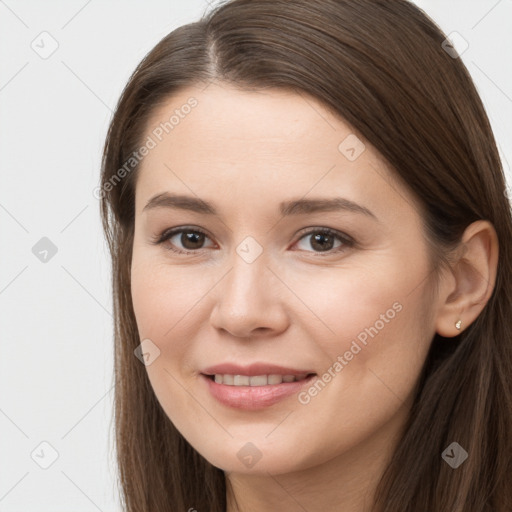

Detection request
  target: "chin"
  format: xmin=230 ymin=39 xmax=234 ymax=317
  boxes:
xmin=188 ymin=434 xmax=317 ymax=475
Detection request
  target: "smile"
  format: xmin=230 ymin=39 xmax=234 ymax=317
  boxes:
xmin=201 ymin=372 xmax=317 ymax=409
xmin=209 ymin=373 xmax=311 ymax=386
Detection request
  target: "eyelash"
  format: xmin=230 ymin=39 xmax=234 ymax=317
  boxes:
xmin=151 ymin=226 xmax=355 ymax=257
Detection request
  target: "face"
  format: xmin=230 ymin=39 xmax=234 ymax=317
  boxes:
xmin=130 ymin=82 xmax=439 ymax=475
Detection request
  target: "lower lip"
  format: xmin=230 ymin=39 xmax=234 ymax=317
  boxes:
xmin=201 ymin=374 xmax=316 ymax=410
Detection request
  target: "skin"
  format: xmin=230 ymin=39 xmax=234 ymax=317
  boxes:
xmin=130 ymin=82 xmax=498 ymax=512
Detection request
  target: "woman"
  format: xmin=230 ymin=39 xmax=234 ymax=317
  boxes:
xmin=99 ymin=0 xmax=512 ymax=510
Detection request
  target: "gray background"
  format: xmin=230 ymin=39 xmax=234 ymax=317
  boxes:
xmin=1 ymin=0 xmax=511 ymax=510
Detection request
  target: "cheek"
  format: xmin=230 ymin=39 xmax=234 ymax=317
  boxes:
xmin=294 ymin=261 xmax=433 ymax=409
xmin=285 ymin=282 xmax=432 ymax=471
xmin=131 ymin=256 xmax=207 ymax=340
xmin=282 ymin=254 xmax=427 ymax=356
xmin=130 ymin=260 xmax=209 ymax=435
xmin=130 ymin=256 xmax=222 ymax=391
xmin=288 ymin=255 xmax=433 ymax=415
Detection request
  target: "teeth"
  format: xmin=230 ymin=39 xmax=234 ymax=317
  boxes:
xmin=212 ymin=373 xmax=310 ymax=386
xmin=268 ymin=374 xmax=283 ymax=385
xmin=250 ymin=375 xmax=267 ymax=386
xmin=233 ymin=375 xmax=250 ymax=386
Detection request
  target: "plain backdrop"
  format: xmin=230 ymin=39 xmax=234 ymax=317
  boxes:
xmin=1 ymin=1 xmax=511 ymax=510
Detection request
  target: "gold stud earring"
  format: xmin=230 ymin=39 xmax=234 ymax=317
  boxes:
xmin=455 ymin=319 xmax=462 ymax=330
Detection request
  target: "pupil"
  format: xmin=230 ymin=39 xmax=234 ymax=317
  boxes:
xmin=311 ymin=233 xmax=333 ymax=252
xmin=182 ymin=231 xmax=204 ymax=249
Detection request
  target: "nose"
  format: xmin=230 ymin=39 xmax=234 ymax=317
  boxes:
xmin=209 ymin=251 xmax=290 ymax=338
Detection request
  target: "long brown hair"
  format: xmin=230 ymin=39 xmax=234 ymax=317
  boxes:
xmin=99 ymin=1 xmax=512 ymax=510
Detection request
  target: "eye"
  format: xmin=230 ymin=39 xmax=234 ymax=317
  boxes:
xmin=152 ymin=226 xmax=354 ymax=256
xmin=293 ymin=228 xmax=354 ymax=255
xmin=152 ymin=227 xmax=215 ymax=254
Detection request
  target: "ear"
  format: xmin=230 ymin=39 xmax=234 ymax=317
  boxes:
xmin=435 ymin=220 xmax=499 ymax=337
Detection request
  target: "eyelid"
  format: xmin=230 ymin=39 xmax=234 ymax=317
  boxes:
xmin=294 ymin=226 xmax=355 ymax=245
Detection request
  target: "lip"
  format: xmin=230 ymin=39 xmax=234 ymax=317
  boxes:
xmin=200 ymin=363 xmax=317 ymax=410
xmin=201 ymin=362 xmax=315 ymax=377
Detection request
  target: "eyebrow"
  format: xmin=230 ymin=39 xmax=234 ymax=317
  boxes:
xmin=142 ymin=192 xmax=378 ymax=220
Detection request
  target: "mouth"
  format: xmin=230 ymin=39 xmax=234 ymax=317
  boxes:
xmin=200 ymin=371 xmax=318 ymax=409
xmin=203 ymin=373 xmax=315 ymax=386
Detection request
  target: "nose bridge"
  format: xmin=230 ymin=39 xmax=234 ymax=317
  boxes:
xmin=228 ymin=244 xmax=267 ymax=302
xmin=209 ymin=240 xmax=288 ymax=337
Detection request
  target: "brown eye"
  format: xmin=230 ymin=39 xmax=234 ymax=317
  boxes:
xmin=156 ymin=227 xmax=215 ymax=254
xmin=176 ymin=231 xmax=207 ymax=250
xmin=294 ymin=228 xmax=354 ymax=254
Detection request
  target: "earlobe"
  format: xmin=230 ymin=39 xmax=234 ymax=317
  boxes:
xmin=435 ymin=220 xmax=499 ymax=338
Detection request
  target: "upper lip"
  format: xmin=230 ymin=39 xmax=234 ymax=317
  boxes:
xmin=201 ymin=363 xmax=316 ymax=376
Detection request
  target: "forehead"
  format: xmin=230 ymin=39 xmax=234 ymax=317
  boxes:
xmin=135 ymin=82 xmax=416 ymax=220
xmin=144 ymin=83 xmax=350 ymax=158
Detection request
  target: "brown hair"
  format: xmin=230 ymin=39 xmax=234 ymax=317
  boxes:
xmin=100 ymin=0 xmax=512 ymax=510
